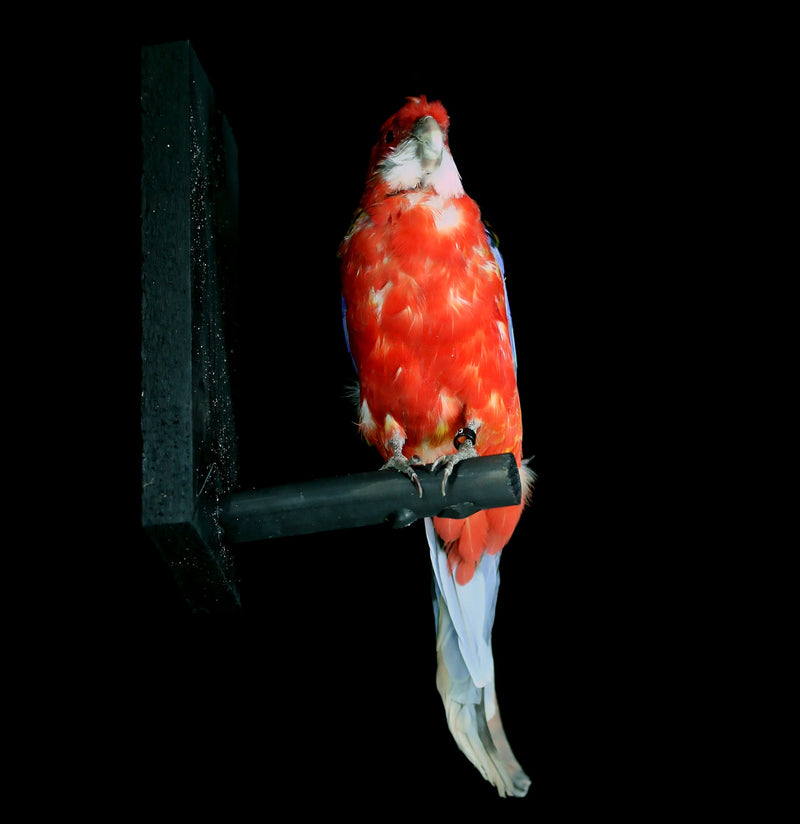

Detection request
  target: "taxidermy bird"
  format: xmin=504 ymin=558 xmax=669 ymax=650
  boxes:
xmin=339 ymin=96 xmax=533 ymax=797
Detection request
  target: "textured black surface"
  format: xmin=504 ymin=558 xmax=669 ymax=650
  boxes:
xmin=141 ymin=41 xmax=239 ymax=611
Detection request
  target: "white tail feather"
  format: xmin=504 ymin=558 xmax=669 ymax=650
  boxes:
xmin=425 ymin=518 xmax=531 ymax=798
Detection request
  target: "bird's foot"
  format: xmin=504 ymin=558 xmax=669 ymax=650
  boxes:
xmin=380 ymin=453 xmax=425 ymax=498
xmin=430 ymin=428 xmax=479 ymax=496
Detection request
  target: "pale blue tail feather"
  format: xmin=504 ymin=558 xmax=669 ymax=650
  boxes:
xmin=425 ymin=518 xmax=531 ymax=797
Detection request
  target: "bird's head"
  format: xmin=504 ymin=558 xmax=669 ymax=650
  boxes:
xmin=366 ymin=96 xmax=464 ymax=199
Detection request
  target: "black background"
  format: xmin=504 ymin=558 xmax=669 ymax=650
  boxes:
xmin=73 ymin=16 xmax=743 ymax=817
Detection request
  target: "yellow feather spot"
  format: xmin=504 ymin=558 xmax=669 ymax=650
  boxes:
xmin=438 ymin=392 xmax=462 ymax=420
xmin=488 ymin=391 xmax=505 ymax=414
xmin=383 ymin=413 xmax=402 ymax=440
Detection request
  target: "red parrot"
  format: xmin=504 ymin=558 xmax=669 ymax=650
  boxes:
xmin=339 ymin=96 xmax=534 ymax=797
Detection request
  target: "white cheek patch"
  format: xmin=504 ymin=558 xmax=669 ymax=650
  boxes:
xmin=379 ymin=140 xmax=465 ymax=199
xmin=430 ymin=148 xmax=464 ymax=199
xmin=379 ymin=140 xmax=425 ymax=191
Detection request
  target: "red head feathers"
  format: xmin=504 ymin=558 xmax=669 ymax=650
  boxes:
xmin=367 ymin=95 xmax=451 ymax=177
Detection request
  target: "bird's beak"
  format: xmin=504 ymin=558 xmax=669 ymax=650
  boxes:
xmin=413 ymin=116 xmax=444 ymax=173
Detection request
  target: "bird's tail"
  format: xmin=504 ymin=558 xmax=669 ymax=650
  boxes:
xmin=425 ymin=518 xmax=531 ymax=797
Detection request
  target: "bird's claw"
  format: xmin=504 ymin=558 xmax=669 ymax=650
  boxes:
xmin=430 ymin=440 xmax=479 ymax=496
xmin=380 ymin=454 xmax=425 ymax=498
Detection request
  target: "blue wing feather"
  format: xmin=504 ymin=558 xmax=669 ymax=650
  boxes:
xmin=342 ymin=293 xmax=357 ymax=373
xmin=485 ymin=225 xmax=517 ymax=373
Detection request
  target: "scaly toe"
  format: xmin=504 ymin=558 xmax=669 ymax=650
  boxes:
xmin=380 ymin=455 xmax=423 ymax=497
xmin=430 ymin=442 xmax=479 ymax=496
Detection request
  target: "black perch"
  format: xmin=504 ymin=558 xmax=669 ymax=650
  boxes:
xmin=219 ymin=453 xmax=522 ymax=544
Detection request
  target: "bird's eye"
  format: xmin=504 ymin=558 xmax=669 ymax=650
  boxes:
xmin=384 ymin=129 xmax=395 ymax=144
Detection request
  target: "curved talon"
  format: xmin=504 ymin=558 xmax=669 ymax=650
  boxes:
xmin=381 ymin=455 xmax=424 ymax=498
xmin=430 ymin=440 xmax=479 ymax=496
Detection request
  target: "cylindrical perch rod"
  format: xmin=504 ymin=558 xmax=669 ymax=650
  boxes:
xmin=218 ymin=453 xmax=521 ymax=543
